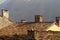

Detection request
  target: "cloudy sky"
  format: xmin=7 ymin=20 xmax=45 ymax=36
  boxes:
xmin=0 ymin=0 xmax=60 ymax=22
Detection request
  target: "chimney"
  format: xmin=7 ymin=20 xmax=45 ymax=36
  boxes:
xmin=1 ymin=9 xmax=9 ymax=18
xmin=56 ymin=17 xmax=60 ymax=27
xmin=21 ymin=19 xmax=27 ymax=23
xmin=35 ymin=15 xmax=43 ymax=22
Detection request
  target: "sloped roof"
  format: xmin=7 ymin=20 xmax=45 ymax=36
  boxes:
xmin=0 ymin=22 xmax=53 ymax=36
xmin=0 ymin=16 xmax=13 ymax=29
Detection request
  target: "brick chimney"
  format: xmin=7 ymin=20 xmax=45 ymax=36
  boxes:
xmin=1 ymin=9 xmax=9 ymax=18
xmin=35 ymin=15 xmax=43 ymax=22
xmin=56 ymin=17 xmax=60 ymax=26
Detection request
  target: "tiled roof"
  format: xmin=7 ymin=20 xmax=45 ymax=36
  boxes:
xmin=0 ymin=22 xmax=53 ymax=36
xmin=0 ymin=16 xmax=13 ymax=29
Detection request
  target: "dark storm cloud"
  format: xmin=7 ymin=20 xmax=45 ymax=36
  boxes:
xmin=0 ymin=0 xmax=60 ymax=22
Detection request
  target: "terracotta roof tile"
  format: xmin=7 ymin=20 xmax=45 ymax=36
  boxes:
xmin=0 ymin=22 xmax=53 ymax=36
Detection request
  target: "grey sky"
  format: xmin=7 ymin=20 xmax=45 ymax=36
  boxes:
xmin=0 ymin=0 xmax=60 ymax=22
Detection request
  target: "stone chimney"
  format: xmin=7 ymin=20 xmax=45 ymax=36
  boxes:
xmin=56 ymin=17 xmax=60 ymax=26
xmin=35 ymin=15 xmax=43 ymax=22
xmin=1 ymin=9 xmax=9 ymax=18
